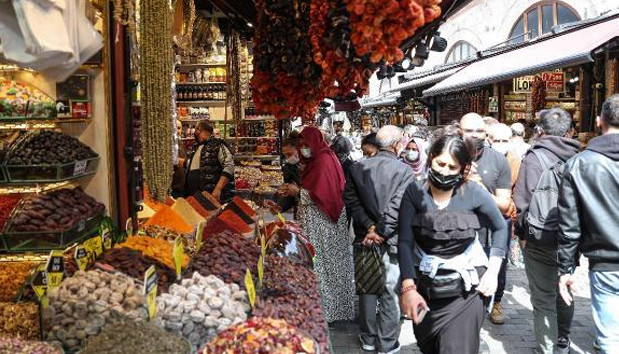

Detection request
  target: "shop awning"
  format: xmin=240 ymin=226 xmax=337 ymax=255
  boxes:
xmin=424 ymin=15 xmax=619 ymax=96
xmin=386 ymin=66 xmax=464 ymax=93
xmin=361 ymin=92 xmax=401 ymax=108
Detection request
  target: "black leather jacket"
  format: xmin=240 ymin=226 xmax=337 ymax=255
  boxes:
xmin=557 ymin=134 xmax=619 ymax=274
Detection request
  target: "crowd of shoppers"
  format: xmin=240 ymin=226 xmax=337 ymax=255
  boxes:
xmin=272 ymin=94 xmax=619 ymax=354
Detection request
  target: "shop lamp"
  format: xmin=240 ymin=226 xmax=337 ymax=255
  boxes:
xmin=393 ymin=58 xmax=412 ymax=72
xmin=412 ymin=42 xmax=429 ymax=67
xmin=377 ymin=65 xmax=389 ymax=79
xmin=427 ymin=32 xmax=448 ymax=52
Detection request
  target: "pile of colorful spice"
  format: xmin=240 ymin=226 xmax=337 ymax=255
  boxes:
xmin=0 ymin=194 xmax=23 ymax=231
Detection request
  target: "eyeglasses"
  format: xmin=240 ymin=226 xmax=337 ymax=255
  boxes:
xmin=462 ymin=129 xmax=486 ymax=135
xmin=492 ymin=139 xmax=510 ymax=144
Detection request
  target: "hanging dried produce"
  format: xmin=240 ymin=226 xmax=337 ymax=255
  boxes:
xmin=227 ymin=29 xmax=242 ymax=126
xmin=344 ymin=0 xmax=442 ymax=64
xmin=310 ymin=0 xmax=372 ymax=98
xmin=252 ymin=0 xmax=324 ymax=122
xmin=140 ymin=0 xmax=174 ymax=201
xmin=531 ymin=75 xmax=547 ymax=114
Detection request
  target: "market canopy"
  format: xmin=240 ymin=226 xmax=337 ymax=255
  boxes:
xmin=424 ymin=15 xmax=619 ymax=96
xmin=361 ymin=92 xmax=401 ymax=108
xmin=386 ymin=66 xmax=464 ymax=93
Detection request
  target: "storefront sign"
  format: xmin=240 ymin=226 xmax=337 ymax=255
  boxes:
xmin=488 ymin=96 xmax=499 ymax=113
xmin=513 ymin=71 xmax=565 ymax=93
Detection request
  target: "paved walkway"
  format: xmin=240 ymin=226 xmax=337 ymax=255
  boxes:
xmin=330 ymin=257 xmax=596 ymax=354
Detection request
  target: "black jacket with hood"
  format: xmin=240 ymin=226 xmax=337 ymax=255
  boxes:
xmin=514 ymin=136 xmax=581 ymax=241
xmin=558 ymin=134 xmax=619 ymax=274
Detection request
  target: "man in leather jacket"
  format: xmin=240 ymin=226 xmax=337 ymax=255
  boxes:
xmin=514 ymin=108 xmax=580 ymax=354
xmin=557 ymin=94 xmax=619 ymax=353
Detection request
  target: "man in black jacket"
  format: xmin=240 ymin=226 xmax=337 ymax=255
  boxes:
xmin=514 ymin=108 xmax=580 ymax=354
xmin=344 ymin=125 xmax=415 ymax=354
xmin=557 ymin=94 xmax=619 ymax=354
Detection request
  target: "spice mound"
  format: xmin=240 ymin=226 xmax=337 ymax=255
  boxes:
xmin=157 ymin=272 xmax=250 ymax=352
xmin=80 ymin=317 xmax=191 ymax=354
xmin=0 ymin=302 xmax=40 ymax=340
xmin=201 ymin=317 xmax=317 ymax=354
xmin=0 ymin=336 xmax=62 ymax=354
xmin=46 ymin=269 xmax=147 ymax=351
xmin=0 ymin=261 xmax=37 ymax=302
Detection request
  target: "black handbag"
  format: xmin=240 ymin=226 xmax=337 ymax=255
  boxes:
xmin=416 ymin=270 xmax=464 ymax=300
xmin=354 ymin=245 xmax=385 ymax=295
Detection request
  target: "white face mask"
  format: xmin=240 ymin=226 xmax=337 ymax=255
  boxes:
xmin=405 ymin=150 xmax=420 ymax=163
xmin=286 ymin=155 xmax=300 ymax=164
xmin=492 ymin=143 xmax=509 ymax=156
xmin=300 ymin=147 xmax=312 ymax=158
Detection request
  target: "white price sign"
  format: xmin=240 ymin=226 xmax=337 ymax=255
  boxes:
xmin=73 ymin=160 xmax=87 ymax=176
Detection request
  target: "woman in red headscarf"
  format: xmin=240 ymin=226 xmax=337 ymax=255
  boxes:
xmin=280 ymin=126 xmax=355 ymax=322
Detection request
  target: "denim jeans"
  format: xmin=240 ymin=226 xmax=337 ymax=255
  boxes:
xmin=589 ymin=271 xmax=619 ymax=353
xmin=357 ymin=247 xmax=401 ymax=352
xmin=524 ymin=242 xmax=574 ymax=354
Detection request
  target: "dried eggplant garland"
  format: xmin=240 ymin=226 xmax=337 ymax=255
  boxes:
xmin=139 ymin=0 xmax=174 ymax=201
xmin=227 ymin=29 xmax=242 ymax=126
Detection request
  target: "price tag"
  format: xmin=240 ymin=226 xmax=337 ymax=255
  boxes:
xmin=244 ymin=269 xmax=256 ymax=309
xmin=143 ymin=265 xmax=158 ymax=321
xmin=82 ymin=235 xmax=103 ymax=261
xmin=73 ymin=160 xmax=88 ymax=176
xmin=100 ymin=219 xmax=112 ymax=250
xmin=45 ymin=250 xmax=64 ymax=292
xmin=74 ymin=246 xmax=89 ymax=271
xmin=173 ymin=237 xmax=184 ymax=280
xmin=277 ymin=212 xmax=286 ymax=224
xmin=195 ymin=221 xmax=205 ymax=251
xmin=257 ymin=255 xmax=264 ymax=288
xmin=260 ymin=234 xmax=266 ymax=260
xmin=76 ymin=220 xmax=86 ymax=232
xmin=31 ymin=264 xmax=48 ymax=308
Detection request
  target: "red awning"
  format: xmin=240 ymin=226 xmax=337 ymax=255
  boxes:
xmin=424 ymin=15 xmax=619 ymax=96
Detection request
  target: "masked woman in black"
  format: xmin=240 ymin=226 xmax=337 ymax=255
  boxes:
xmin=398 ymin=134 xmax=507 ymax=353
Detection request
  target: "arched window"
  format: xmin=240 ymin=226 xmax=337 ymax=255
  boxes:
xmin=445 ymin=41 xmax=477 ymax=64
xmin=508 ymin=2 xmax=580 ymax=44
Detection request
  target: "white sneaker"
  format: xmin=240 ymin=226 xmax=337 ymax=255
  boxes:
xmin=358 ymin=335 xmax=376 ymax=351
xmin=378 ymin=342 xmax=401 ymax=354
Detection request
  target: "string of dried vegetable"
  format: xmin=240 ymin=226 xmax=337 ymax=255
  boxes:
xmin=178 ymin=0 xmax=196 ymax=51
xmin=227 ymin=29 xmax=242 ymax=129
xmin=139 ymin=0 xmax=174 ymax=201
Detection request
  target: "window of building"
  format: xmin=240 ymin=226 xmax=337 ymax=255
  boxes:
xmin=508 ymin=2 xmax=580 ymax=44
xmin=445 ymin=41 xmax=477 ymax=64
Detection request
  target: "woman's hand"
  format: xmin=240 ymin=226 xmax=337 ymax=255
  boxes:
xmin=400 ymin=282 xmax=429 ymax=325
xmin=477 ymin=256 xmax=502 ymax=297
xmin=281 ymin=183 xmax=300 ymax=197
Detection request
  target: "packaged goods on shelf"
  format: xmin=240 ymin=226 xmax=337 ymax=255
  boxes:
xmin=201 ymin=317 xmax=317 ymax=354
xmin=156 ymin=272 xmax=249 ymax=352
xmin=0 ymin=302 xmax=41 ymax=340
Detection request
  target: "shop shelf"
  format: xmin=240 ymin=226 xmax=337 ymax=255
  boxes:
xmin=4 ymin=156 xmax=99 ymax=184
xmin=176 ymin=100 xmax=227 ymax=106
xmin=1 ymin=212 xmax=104 ymax=252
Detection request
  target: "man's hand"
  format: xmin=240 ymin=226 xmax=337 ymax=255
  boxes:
xmin=519 ymin=239 xmax=527 ymax=251
xmin=177 ymin=158 xmax=185 ymax=169
xmin=559 ymin=274 xmax=575 ymax=306
xmin=212 ymin=188 xmax=222 ymax=202
xmin=363 ymin=231 xmax=384 ymax=247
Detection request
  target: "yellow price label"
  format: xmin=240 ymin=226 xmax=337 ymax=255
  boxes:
xmin=31 ymin=265 xmax=47 ymax=299
xmin=173 ymin=237 xmax=184 ymax=280
xmin=82 ymin=235 xmax=103 ymax=261
xmin=257 ymin=255 xmax=264 ymax=288
xmin=74 ymin=246 xmax=89 ymax=271
xmin=195 ymin=221 xmax=205 ymax=251
xmin=143 ymin=265 xmax=158 ymax=321
xmin=260 ymin=234 xmax=266 ymax=260
xmin=45 ymin=250 xmax=64 ymax=292
xmin=244 ymin=269 xmax=256 ymax=309
xmin=277 ymin=212 xmax=286 ymax=224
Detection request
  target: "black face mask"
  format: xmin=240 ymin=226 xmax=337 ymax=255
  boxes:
xmin=428 ymin=168 xmax=462 ymax=191
xmin=472 ymin=137 xmax=485 ymax=152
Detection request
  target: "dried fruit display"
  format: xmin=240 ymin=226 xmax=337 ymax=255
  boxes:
xmin=46 ymin=270 xmax=148 ymax=351
xmin=345 ymin=0 xmax=442 ymax=63
xmin=252 ymin=0 xmax=324 ymax=121
xmin=0 ymin=261 xmax=37 ymax=302
xmin=7 ymin=131 xmax=97 ymax=165
xmin=79 ymin=317 xmax=191 ymax=354
xmin=185 ymin=231 xmax=260 ymax=286
xmin=116 ymin=235 xmax=190 ymax=271
xmin=532 ymin=75 xmax=547 ymax=114
xmin=263 ymin=255 xmax=317 ymax=297
xmin=0 ymin=194 xmax=24 ymax=231
xmin=0 ymin=302 xmax=41 ymax=340
xmin=0 ymin=337 xmax=62 ymax=354
xmin=8 ymin=187 xmax=105 ymax=233
xmin=156 ymin=272 xmax=249 ymax=352
xmin=202 ymin=317 xmax=317 ymax=354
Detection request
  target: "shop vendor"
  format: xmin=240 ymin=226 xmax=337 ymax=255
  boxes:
xmin=185 ymin=120 xmax=235 ymax=202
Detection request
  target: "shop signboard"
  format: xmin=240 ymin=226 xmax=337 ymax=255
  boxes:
xmin=513 ymin=71 xmax=565 ymax=93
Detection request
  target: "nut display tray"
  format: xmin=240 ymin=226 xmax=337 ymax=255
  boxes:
xmin=1 ymin=211 xmax=104 ymax=252
xmin=4 ymin=156 xmax=99 ymax=183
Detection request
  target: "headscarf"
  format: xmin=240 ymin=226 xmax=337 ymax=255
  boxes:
xmin=299 ymin=126 xmax=346 ymax=222
xmin=405 ymin=137 xmax=428 ymax=177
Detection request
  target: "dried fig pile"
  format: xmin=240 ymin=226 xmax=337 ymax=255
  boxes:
xmin=46 ymin=270 xmax=148 ymax=352
xmin=8 ymin=131 xmax=97 ymax=165
xmin=156 ymin=272 xmax=249 ymax=352
xmin=262 ymin=255 xmax=318 ymax=297
xmin=185 ymin=231 xmax=260 ymax=286
xmin=8 ymin=187 xmax=105 ymax=233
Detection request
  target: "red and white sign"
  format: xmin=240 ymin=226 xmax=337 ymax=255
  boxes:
xmin=513 ymin=71 xmax=565 ymax=93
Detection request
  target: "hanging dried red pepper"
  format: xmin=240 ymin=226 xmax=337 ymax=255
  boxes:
xmin=531 ymin=75 xmax=547 ymax=113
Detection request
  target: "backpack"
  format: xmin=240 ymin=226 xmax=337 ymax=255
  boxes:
xmin=525 ymin=149 xmax=564 ymax=246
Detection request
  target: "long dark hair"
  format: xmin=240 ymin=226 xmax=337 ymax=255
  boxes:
xmin=427 ymin=134 xmax=475 ymax=176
